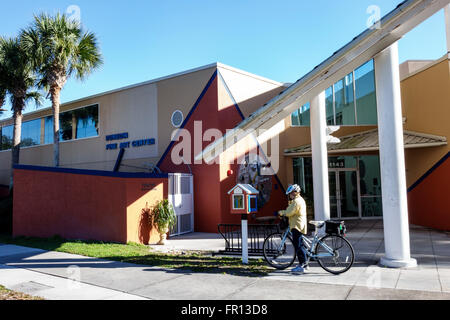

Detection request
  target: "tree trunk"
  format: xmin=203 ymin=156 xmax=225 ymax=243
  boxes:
xmin=10 ymin=97 xmax=24 ymax=191
xmin=51 ymin=86 xmax=61 ymax=167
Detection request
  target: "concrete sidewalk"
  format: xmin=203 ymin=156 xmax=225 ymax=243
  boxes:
xmin=154 ymin=220 xmax=450 ymax=293
xmin=1 ymin=220 xmax=449 ymax=300
xmin=266 ymin=221 xmax=450 ymax=293
xmin=0 ymin=245 xmax=148 ymax=300
xmin=1 ymin=223 xmax=450 ymax=300
xmin=1 ymin=244 xmax=450 ymax=300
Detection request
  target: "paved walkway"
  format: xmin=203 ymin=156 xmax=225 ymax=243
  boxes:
xmin=0 ymin=220 xmax=449 ymax=300
xmin=266 ymin=220 xmax=450 ymax=293
xmin=153 ymin=220 xmax=450 ymax=293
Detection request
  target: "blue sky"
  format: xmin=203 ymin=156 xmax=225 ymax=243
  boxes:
xmin=0 ymin=0 xmax=447 ymax=119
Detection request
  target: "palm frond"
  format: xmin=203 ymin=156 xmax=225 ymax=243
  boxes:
xmin=19 ymin=12 xmax=102 ymax=91
xmin=24 ymin=90 xmax=43 ymax=107
xmin=0 ymin=88 xmax=6 ymax=110
xmin=0 ymin=36 xmax=40 ymax=113
xmin=71 ymin=31 xmax=103 ymax=80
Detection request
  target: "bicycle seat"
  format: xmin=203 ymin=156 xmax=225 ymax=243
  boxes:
xmin=309 ymin=221 xmax=325 ymax=228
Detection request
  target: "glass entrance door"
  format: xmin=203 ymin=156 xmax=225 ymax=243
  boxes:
xmin=329 ymin=170 xmax=360 ymax=219
xmin=329 ymin=172 xmax=338 ymax=219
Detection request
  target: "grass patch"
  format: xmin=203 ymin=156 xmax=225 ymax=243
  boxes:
xmin=0 ymin=285 xmax=44 ymax=300
xmin=0 ymin=234 xmax=272 ymax=277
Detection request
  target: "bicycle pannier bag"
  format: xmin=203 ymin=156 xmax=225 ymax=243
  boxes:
xmin=325 ymin=220 xmax=346 ymax=235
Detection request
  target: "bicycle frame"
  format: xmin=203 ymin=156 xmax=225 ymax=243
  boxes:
xmin=279 ymin=228 xmax=336 ymax=260
xmin=265 ymin=223 xmax=354 ymax=274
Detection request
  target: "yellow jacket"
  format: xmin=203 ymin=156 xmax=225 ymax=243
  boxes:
xmin=279 ymin=195 xmax=307 ymax=235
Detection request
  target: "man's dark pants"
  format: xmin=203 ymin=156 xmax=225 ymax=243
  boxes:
xmin=292 ymin=228 xmax=308 ymax=266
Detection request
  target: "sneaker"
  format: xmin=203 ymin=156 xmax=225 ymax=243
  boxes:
xmin=291 ymin=266 xmax=305 ymax=274
xmin=302 ymin=264 xmax=310 ymax=271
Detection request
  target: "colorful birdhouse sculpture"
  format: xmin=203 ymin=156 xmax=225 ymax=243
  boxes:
xmin=228 ymin=184 xmax=259 ymax=215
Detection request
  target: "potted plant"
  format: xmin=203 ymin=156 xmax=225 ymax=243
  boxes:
xmin=151 ymin=199 xmax=177 ymax=245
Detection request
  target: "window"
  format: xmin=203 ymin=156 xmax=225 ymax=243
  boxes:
xmin=1 ymin=119 xmax=41 ymax=150
xmin=60 ymin=112 xmax=73 ymax=141
xmin=359 ymin=155 xmax=382 ymax=217
xmin=328 ymin=156 xmax=357 ymax=169
xmin=293 ymin=155 xmax=383 ymax=218
xmin=293 ymin=157 xmax=313 ymax=202
xmin=44 ymin=104 xmax=99 ymax=143
xmin=291 ymin=109 xmax=300 ymax=126
xmin=291 ymin=60 xmax=378 ymax=127
xmin=171 ymin=110 xmax=184 ymax=128
xmin=325 ymin=87 xmax=334 ymax=125
xmin=291 ymin=103 xmax=310 ymax=127
xmin=334 ymin=73 xmax=356 ymax=125
xmin=355 ymin=60 xmax=378 ymax=125
xmin=1 ymin=125 xmax=13 ymax=150
xmin=44 ymin=116 xmax=53 ymax=145
xmin=233 ymin=194 xmax=245 ymax=210
xmin=74 ymin=105 xmax=99 ymax=139
xmin=2 ymin=104 xmax=99 ymax=149
xmin=20 ymin=119 xmax=41 ymax=147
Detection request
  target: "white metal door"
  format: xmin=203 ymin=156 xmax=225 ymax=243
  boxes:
xmin=168 ymin=173 xmax=194 ymax=236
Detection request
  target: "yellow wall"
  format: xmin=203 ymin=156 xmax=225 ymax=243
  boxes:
xmin=156 ymin=67 xmax=216 ymax=157
xmin=401 ymin=57 xmax=450 ymax=187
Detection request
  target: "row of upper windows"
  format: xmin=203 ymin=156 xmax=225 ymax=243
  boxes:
xmin=291 ymin=60 xmax=378 ymax=127
xmin=0 ymin=104 xmax=99 ymax=151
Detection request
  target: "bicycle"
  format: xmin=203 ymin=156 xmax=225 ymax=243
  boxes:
xmin=262 ymin=218 xmax=355 ymax=275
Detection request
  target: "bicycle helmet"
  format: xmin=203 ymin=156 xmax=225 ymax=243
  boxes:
xmin=286 ymin=184 xmax=301 ymax=195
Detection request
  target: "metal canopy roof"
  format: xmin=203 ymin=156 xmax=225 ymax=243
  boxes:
xmin=284 ymin=129 xmax=448 ymax=156
xmin=196 ymin=0 xmax=449 ymax=162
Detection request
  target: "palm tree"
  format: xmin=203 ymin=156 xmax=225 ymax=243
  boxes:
xmin=0 ymin=37 xmax=41 ymax=190
xmin=21 ymin=13 xmax=102 ymax=167
xmin=0 ymin=88 xmax=6 ymax=112
xmin=0 ymin=51 xmax=7 ymax=111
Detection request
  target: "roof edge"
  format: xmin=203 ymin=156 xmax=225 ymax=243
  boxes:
xmin=400 ymin=53 xmax=450 ymax=81
xmin=284 ymin=129 xmax=448 ymax=155
xmin=216 ymin=62 xmax=285 ymax=87
xmin=0 ymin=62 xmax=220 ymax=124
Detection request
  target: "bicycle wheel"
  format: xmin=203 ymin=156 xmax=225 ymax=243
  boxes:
xmin=315 ymin=235 xmax=354 ymax=275
xmin=263 ymin=233 xmax=296 ymax=270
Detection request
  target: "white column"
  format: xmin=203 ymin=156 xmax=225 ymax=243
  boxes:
xmin=241 ymin=217 xmax=248 ymax=265
xmin=310 ymin=91 xmax=331 ymax=223
xmin=445 ymin=4 xmax=450 ymax=54
xmin=374 ymin=42 xmax=417 ymax=268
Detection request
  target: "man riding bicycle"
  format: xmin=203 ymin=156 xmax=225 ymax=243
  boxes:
xmin=277 ymin=184 xmax=308 ymax=274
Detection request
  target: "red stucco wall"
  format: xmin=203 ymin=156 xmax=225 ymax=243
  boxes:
xmin=13 ymin=167 xmax=168 ymax=244
xmin=408 ymin=154 xmax=450 ymax=231
xmin=159 ymin=72 xmax=287 ymax=233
